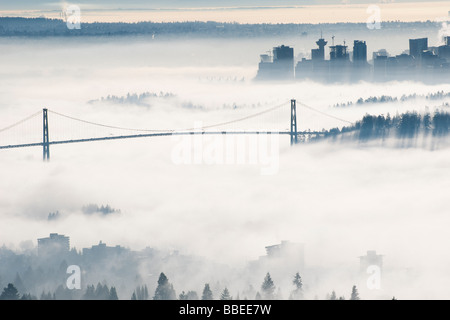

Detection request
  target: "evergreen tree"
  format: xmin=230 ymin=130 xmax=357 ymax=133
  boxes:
xmin=55 ymin=284 xmax=74 ymax=300
xmin=180 ymin=291 xmax=199 ymax=300
xmin=330 ymin=291 xmax=337 ymax=300
xmin=95 ymin=283 xmax=110 ymax=300
xmin=350 ymin=286 xmax=360 ymax=300
xmin=202 ymin=284 xmax=213 ymax=300
xmin=135 ymin=285 xmax=149 ymax=300
xmin=0 ymin=283 xmax=20 ymax=300
xmin=220 ymin=288 xmax=232 ymax=300
xmin=261 ymin=273 xmax=276 ymax=300
xmin=255 ymin=292 xmax=262 ymax=300
xmin=133 ymin=285 xmax=149 ymax=300
xmin=290 ymin=272 xmax=303 ymax=300
xmin=131 ymin=292 xmax=137 ymax=300
xmin=423 ymin=112 xmax=432 ymax=134
xmin=153 ymin=273 xmax=176 ymax=300
xmin=136 ymin=286 xmax=143 ymax=300
xmin=179 ymin=291 xmax=187 ymax=300
xmin=109 ymin=287 xmax=119 ymax=300
xmin=83 ymin=285 xmax=96 ymax=300
xmin=21 ymin=293 xmax=37 ymax=300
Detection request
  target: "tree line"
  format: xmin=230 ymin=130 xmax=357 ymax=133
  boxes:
xmin=317 ymin=110 xmax=450 ymax=142
xmin=333 ymin=91 xmax=450 ymax=108
xmin=0 ymin=271 xmax=363 ymax=300
xmin=0 ymin=17 xmax=440 ymax=38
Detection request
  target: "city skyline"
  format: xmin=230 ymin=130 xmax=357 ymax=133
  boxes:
xmin=257 ymin=34 xmax=450 ymax=82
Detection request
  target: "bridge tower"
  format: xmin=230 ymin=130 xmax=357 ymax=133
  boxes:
xmin=43 ymin=108 xmax=50 ymax=161
xmin=290 ymin=99 xmax=298 ymax=145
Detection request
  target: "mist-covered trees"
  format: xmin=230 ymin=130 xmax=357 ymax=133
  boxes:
xmin=179 ymin=291 xmax=199 ymax=300
xmin=82 ymin=283 xmax=118 ymax=300
xmin=220 ymin=288 xmax=232 ymax=300
xmin=82 ymin=204 xmax=120 ymax=216
xmin=350 ymin=286 xmax=360 ymax=301
xmin=0 ymin=283 xmax=20 ymax=300
xmin=201 ymin=284 xmax=214 ymax=300
xmin=318 ymin=111 xmax=450 ymax=143
xmin=289 ymin=272 xmax=303 ymax=300
xmin=0 ymin=17 xmax=440 ymax=39
xmin=131 ymin=285 xmax=149 ymax=300
xmin=334 ymin=91 xmax=450 ymax=108
xmin=109 ymin=287 xmax=119 ymax=300
xmin=153 ymin=273 xmax=176 ymax=300
xmin=0 ymin=270 xmax=371 ymax=300
xmin=329 ymin=291 xmax=337 ymax=300
xmin=261 ymin=273 xmax=276 ymax=300
xmin=89 ymin=92 xmax=176 ymax=107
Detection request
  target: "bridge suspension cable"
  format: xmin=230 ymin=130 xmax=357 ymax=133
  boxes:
xmin=47 ymin=100 xmax=291 ymax=133
xmin=297 ymin=101 xmax=353 ymax=125
xmin=181 ymin=100 xmax=291 ymax=131
xmin=0 ymin=111 xmax=42 ymax=134
xmin=48 ymin=109 xmax=168 ymax=133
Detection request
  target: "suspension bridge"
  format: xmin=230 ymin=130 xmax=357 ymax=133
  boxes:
xmin=0 ymin=99 xmax=352 ymax=161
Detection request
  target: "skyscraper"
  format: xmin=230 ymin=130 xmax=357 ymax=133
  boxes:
xmin=312 ymin=37 xmax=328 ymax=61
xmin=353 ymin=40 xmax=367 ymax=63
xmin=330 ymin=44 xmax=349 ymax=61
xmin=409 ymin=38 xmax=428 ymax=59
xmin=272 ymin=45 xmax=295 ymax=78
xmin=256 ymin=45 xmax=294 ymax=79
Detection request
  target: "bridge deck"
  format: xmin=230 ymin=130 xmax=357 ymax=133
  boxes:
xmin=0 ymin=131 xmax=325 ymax=150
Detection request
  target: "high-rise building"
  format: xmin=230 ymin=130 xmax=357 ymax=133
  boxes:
xmin=263 ymin=240 xmax=305 ymax=271
xmin=82 ymin=241 xmax=127 ymax=261
xmin=409 ymin=38 xmax=428 ymax=59
xmin=37 ymin=233 xmax=70 ymax=257
xmin=353 ymin=40 xmax=367 ymax=62
xmin=273 ymin=45 xmax=294 ymax=62
xmin=256 ymin=45 xmax=294 ymax=79
xmin=272 ymin=45 xmax=295 ymax=78
xmin=330 ymin=44 xmax=349 ymax=61
xmin=439 ymin=37 xmax=450 ymax=61
xmin=359 ymin=250 xmax=383 ymax=273
xmin=312 ymin=37 xmax=328 ymax=61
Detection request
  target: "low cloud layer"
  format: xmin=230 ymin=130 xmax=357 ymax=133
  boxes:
xmin=0 ymin=34 xmax=449 ymax=299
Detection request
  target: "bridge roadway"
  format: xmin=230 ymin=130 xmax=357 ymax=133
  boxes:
xmin=0 ymin=130 xmax=325 ymax=150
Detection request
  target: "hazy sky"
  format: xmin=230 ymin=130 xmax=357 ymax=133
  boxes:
xmin=1 ymin=1 xmax=449 ymax=23
xmin=0 ymin=0 xmax=442 ymax=9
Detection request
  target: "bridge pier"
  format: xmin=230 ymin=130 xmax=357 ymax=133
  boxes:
xmin=43 ymin=108 xmax=50 ymax=161
xmin=290 ymin=99 xmax=298 ymax=145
